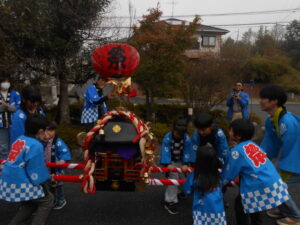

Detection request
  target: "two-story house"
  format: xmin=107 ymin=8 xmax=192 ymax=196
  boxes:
xmin=163 ymin=18 xmax=229 ymax=58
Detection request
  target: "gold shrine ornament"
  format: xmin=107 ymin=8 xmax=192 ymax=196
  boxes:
xmin=112 ymin=124 xmax=122 ymax=133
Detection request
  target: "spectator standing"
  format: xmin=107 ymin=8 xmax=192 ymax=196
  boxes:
xmin=226 ymin=82 xmax=250 ymax=121
xmin=0 ymin=77 xmax=21 ymax=159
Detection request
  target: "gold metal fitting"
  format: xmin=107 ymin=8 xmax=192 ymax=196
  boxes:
xmin=99 ymin=129 xmax=105 ymax=135
xmin=145 ymin=150 xmax=153 ymax=155
xmin=112 ymin=124 xmax=121 ymax=133
xmin=144 ymin=172 xmax=149 ymax=178
xmin=144 ymin=178 xmax=150 ymax=184
xmin=111 ymin=180 xmax=120 ymax=190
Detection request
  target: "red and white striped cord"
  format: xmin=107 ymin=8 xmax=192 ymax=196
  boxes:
xmin=150 ymin=167 xmax=193 ymax=173
xmin=148 ymin=178 xmax=238 ymax=187
xmin=149 ymin=178 xmax=185 ymax=186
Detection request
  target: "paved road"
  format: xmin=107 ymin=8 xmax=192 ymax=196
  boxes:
xmin=1 ymin=170 xmax=299 ymax=225
xmin=1 ymin=103 xmax=300 ymax=225
xmin=213 ymin=103 xmax=300 ymax=122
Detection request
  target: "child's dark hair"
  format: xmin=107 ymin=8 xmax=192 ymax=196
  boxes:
xmin=193 ymin=113 xmax=213 ymax=129
xmin=230 ymin=119 xmax=254 ymax=141
xmin=193 ymin=145 xmax=221 ymax=194
xmin=173 ymin=117 xmax=187 ymax=137
xmin=47 ymin=121 xmax=58 ymax=130
xmin=259 ymin=85 xmax=287 ymax=107
xmin=21 ymin=85 xmax=42 ymax=103
xmin=25 ymin=114 xmax=49 ymax=136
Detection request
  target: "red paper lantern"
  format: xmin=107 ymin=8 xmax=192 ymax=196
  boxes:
xmin=92 ymin=43 xmax=140 ymax=79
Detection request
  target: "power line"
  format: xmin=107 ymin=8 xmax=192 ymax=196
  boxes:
xmin=106 ymin=8 xmax=300 ymax=19
xmin=211 ymin=22 xmax=290 ymax=27
xmin=91 ymin=21 xmax=291 ymax=29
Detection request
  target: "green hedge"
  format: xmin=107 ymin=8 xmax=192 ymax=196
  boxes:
xmin=45 ymin=103 xmax=262 ymax=147
xmin=57 ymin=124 xmax=84 ymax=150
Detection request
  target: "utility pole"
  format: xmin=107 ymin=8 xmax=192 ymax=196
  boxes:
xmin=167 ymin=0 xmax=177 ymax=17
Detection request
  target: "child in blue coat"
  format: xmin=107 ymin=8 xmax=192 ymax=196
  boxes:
xmin=184 ymin=144 xmax=226 ymax=225
xmin=44 ymin=121 xmax=71 ymax=210
xmin=222 ymin=119 xmax=292 ymax=225
xmin=0 ymin=114 xmax=54 ymax=225
xmin=191 ymin=113 xmax=229 ymax=165
xmin=160 ymin=117 xmax=192 ymax=214
xmin=10 ymin=85 xmax=44 ymax=146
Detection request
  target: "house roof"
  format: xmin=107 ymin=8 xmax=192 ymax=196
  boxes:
xmin=163 ymin=18 xmax=229 ymax=35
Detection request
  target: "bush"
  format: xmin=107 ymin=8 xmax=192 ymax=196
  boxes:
xmin=209 ymin=109 xmax=231 ymax=135
xmin=242 ymin=55 xmax=293 ymax=83
xmin=150 ymin=122 xmax=171 ymax=143
xmin=57 ymin=124 xmax=84 ymax=150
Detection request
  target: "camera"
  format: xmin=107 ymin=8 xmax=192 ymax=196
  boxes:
xmin=231 ymin=88 xmax=240 ymax=98
xmin=232 ymin=92 xmax=238 ymax=98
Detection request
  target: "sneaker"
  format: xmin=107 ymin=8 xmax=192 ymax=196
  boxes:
xmin=277 ymin=217 xmax=300 ymax=225
xmin=164 ymin=202 xmax=179 ymax=215
xmin=267 ymin=208 xmax=283 ymax=218
xmin=53 ymin=200 xmax=67 ymax=210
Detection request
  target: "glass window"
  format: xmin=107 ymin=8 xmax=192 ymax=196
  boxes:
xmin=202 ymin=36 xmax=216 ymax=47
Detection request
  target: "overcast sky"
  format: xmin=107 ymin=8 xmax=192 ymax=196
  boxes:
xmin=110 ymin=0 xmax=300 ymax=40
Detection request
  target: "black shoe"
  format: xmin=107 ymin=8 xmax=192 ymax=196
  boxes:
xmin=53 ymin=200 xmax=67 ymax=210
xmin=178 ymin=192 xmax=188 ymax=200
xmin=164 ymin=202 xmax=179 ymax=215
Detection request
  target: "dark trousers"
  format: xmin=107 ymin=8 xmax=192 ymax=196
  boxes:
xmin=235 ymin=195 xmax=264 ymax=225
xmin=8 ymin=185 xmax=54 ymax=225
xmin=85 ymin=123 xmax=95 ymax=132
xmin=50 ymin=183 xmax=65 ymax=202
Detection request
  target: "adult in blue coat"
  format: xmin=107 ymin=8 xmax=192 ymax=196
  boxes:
xmin=226 ymin=82 xmax=249 ymax=121
xmin=260 ymin=85 xmax=300 ymax=224
xmin=81 ymin=76 xmax=111 ymax=132
xmin=191 ymin=113 xmax=229 ymax=165
xmin=160 ymin=117 xmax=193 ymax=214
xmin=0 ymin=77 xmax=21 ymax=160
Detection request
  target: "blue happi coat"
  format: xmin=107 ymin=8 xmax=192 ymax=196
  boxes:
xmin=191 ymin=129 xmax=229 ymax=164
xmin=261 ymin=112 xmax=300 ymax=174
xmin=160 ymin=132 xmax=192 ymax=165
xmin=81 ymin=84 xmax=108 ymax=124
xmin=0 ymin=136 xmax=50 ymax=202
xmin=226 ymin=91 xmax=249 ymax=120
xmin=10 ymin=108 xmax=45 ymax=146
xmin=222 ymin=140 xmax=290 ymax=213
xmin=0 ymin=90 xmax=21 ymax=128
xmin=49 ymin=137 xmax=71 ymax=175
xmin=184 ymin=172 xmax=226 ymax=225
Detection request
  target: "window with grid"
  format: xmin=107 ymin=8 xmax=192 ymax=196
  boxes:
xmin=202 ymin=36 xmax=216 ymax=47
